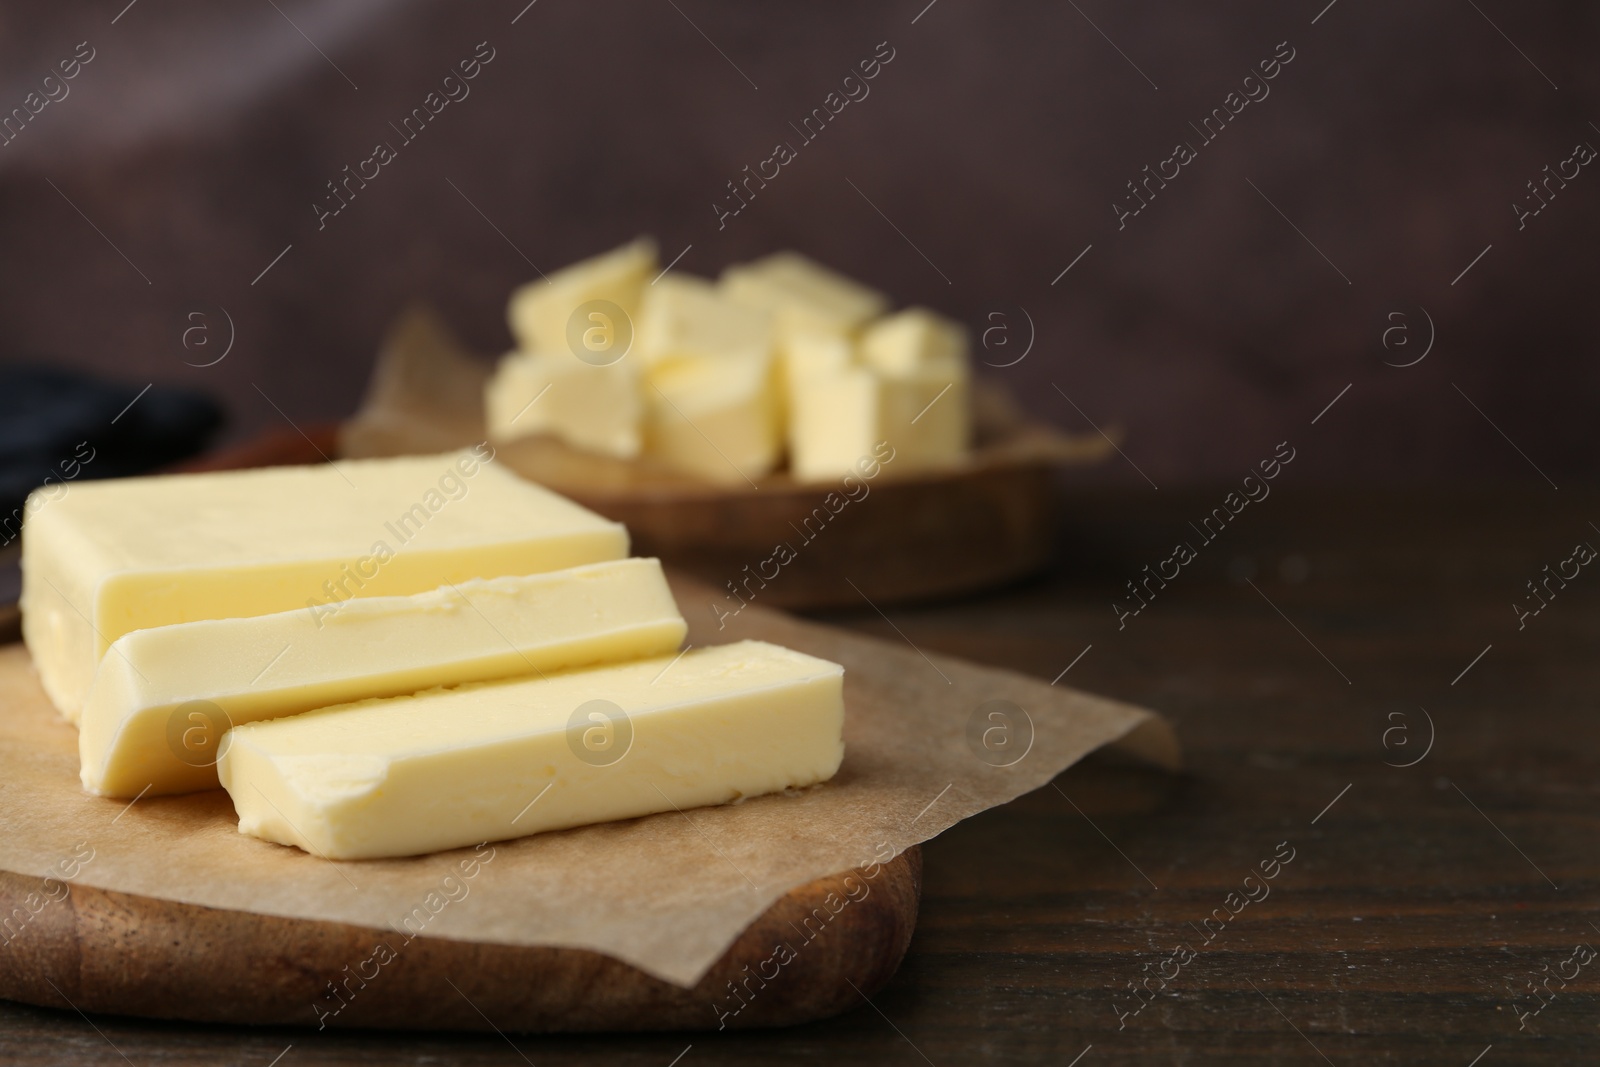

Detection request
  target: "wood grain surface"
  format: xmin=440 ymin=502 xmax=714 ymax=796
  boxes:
xmin=3 ymin=484 xmax=1597 ymax=1064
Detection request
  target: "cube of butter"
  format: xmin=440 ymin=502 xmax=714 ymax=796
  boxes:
xmin=720 ymin=252 xmax=888 ymax=338
xmin=635 ymin=273 xmax=773 ymax=367
xmin=218 ymin=640 xmax=845 ymax=860
xmin=860 ymin=307 xmax=968 ymax=376
xmin=507 ymin=238 xmax=657 ymax=354
xmin=21 ymin=449 xmax=627 ymax=719
xmin=788 ymin=358 xmax=970 ymax=482
xmin=80 ymin=558 xmax=685 ymax=798
xmin=644 ymin=352 xmax=781 ymax=485
xmin=782 ymin=332 xmax=856 ymax=387
xmin=485 ymin=350 xmax=644 ymax=458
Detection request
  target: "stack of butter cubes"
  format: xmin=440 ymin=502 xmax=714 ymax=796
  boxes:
xmin=21 ymin=452 xmax=845 ymax=859
xmin=485 ymin=240 xmax=972 ymax=485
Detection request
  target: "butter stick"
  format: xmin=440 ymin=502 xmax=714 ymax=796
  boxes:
xmin=218 ymin=640 xmax=845 ymax=860
xmin=80 ymin=559 xmax=686 ymax=798
xmin=21 ymin=448 xmax=627 ymax=720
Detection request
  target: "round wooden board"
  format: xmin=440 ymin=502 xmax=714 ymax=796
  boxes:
xmin=552 ymin=440 xmax=1068 ymax=610
xmin=0 ymin=847 xmax=919 ymax=1032
xmin=332 ymin=307 xmax=1114 ymax=610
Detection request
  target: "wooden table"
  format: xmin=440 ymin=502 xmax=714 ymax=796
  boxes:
xmin=5 ymin=486 xmax=1595 ymax=1065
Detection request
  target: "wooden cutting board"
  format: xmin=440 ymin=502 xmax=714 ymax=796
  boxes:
xmin=0 ymin=849 xmax=920 ymax=1032
xmin=0 ymin=433 xmax=1171 ymax=1033
xmin=0 ymin=606 xmax=924 ymax=1032
xmin=0 ymin=586 xmax=1173 ymax=1033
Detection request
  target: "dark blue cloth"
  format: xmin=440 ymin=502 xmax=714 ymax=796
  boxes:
xmin=0 ymin=363 xmax=222 ymax=542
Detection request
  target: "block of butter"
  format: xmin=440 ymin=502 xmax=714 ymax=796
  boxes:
xmin=720 ymin=252 xmax=888 ymax=338
xmin=79 ymin=558 xmax=685 ymax=798
xmin=219 ymin=640 xmax=845 ymax=860
xmin=21 ymin=449 xmax=627 ymax=720
xmin=485 ymin=350 xmax=644 ymax=458
xmin=636 ymin=273 xmax=773 ymax=367
xmin=860 ymin=307 xmax=968 ymax=376
xmin=782 ymin=332 xmax=856 ymax=384
xmin=507 ymin=238 xmax=657 ymax=354
xmin=645 ymin=352 xmax=781 ymax=485
xmin=788 ymin=358 xmax=970 ymax=482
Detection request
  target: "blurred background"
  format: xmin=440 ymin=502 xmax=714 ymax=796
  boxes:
xmin=0 ymin=0 xmax=1594 ymax=485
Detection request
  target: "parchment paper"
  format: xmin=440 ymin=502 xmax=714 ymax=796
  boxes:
xmin=0 ymin=574 xmax=1177 ymax=987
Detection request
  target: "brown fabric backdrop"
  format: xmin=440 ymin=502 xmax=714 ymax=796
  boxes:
xmin=0 ymin=0 xmax=1594 ymax=484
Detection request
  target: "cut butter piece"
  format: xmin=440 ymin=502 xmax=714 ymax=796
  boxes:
xmin=507 ymin=238 xmax=657 ymax=354
xmin=21 ymin=449 xmax=627 ymax=720
xmin=782 ymin=332 xmax=856 ymax=385
xmin=636 ymin=273 xmax=773 ymax=367
xmin=79 ymin=558 xmax=685 ymax=798
xmin=788 ymin=359 xmax=970 ymax=482
xmin=485 ymin=350 xmax=644 ymax=458
xmin=645 ymin=353 xmax=780 ymax=485
xmin=720 ymin=252 xmax=888 ymax=338
xmin=218 ymin=640 xmax=845 ymax=860
xmin=860 ymin=307 xmax=968 ymax=376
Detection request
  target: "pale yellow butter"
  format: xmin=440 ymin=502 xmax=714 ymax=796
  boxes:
xmin=720 ymin=252 xmax=888 ymax=338
xmin=860 ymin=307 xmax=968 ymax=376
xmin=720 ymin=252 xmax=888 ymax=471
xmin=645 ymin=352 xmax=781 ymax=485
xmin=636 ymin=273 xmax=773 ymax=366
xmin=485 ymin=350 xmax=644 ymax=458
xmin=79 ymin=558 xmax=685 ymax=798
xmin=506 ymin=238 xmax=657 ymax=354
xmin=21 ymin=450 xmax=627 ymax=720
xmin=782 ymin=332 xmax=856 ymax=385
xmin=789 ymin=308 xmax=971 ymax=480
xmin=788 ymin=358 xmax=970 ymax=482
xmin=218 ymin=640 xmax=845 ymax=860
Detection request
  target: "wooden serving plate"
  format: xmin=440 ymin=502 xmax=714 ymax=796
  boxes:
xmin=0 ymin=849 xmax=919 ymax=1032
xmin=339 ymin=307 xmax=1113 ymax=609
